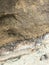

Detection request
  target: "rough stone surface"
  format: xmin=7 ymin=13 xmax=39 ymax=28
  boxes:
xmin=0 ymin=0 xmax=49 ymax=45
xmin=0 ymin=0 xmax=49 ymax=65
xmin=0 ymin=0 xmax=17 ymax=16
xmin=0 ymin=33 xmax=49 ymax=65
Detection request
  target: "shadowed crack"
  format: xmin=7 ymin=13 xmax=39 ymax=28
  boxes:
xmin=0 ymin=33 xmax=49 ymax=64
xmin=0 ymin=38 xmax=34 ymax=50
xmin=40 ymin=54 xmax=48 ymax=61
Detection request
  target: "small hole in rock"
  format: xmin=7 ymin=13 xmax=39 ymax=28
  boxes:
xmin=40 ymin=54 xmax=48 ymax=61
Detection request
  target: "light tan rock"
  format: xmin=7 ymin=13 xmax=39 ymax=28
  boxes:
xmin=0 ymin=0 xmax=49 ymax=45
xmin=0 ymin=0 xmax=49 ymax=64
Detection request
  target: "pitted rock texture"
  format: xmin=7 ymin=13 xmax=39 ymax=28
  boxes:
xmin=0 ymin=0 xmax=18 ymax=16
xmin=0 ymin=33 xmax=49 ymax=65
xmin=0 ymin=0 xmax=49 ymax=64
xmin=0 ymin=0 xmax=49 ymax=45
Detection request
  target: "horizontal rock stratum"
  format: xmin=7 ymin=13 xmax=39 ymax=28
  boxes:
xmin=0 ymin=31 xmax=49 ymax=65
xmin=0 ymin=0 xmax=49 ymax=65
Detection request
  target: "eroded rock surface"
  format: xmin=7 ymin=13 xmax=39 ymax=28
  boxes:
xmin=0 ymin=0 xmax=18 ymax=16
xmin=0 ymin=0 xmax=49 ymax=45
xmin=0 ymin=0 xmax=49 ymax=65
xmin=0 ymin=33 xmax=49 ymax=65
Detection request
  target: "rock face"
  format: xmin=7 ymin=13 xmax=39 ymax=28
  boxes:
xmin=0 ymin=0 xmax=49 ymax=65
xmin=0 ymin=33 xmax=49 ymax=65
xmin=0 ymin=0 xmax=17 ymax=16
xmin=0 ymin=0 xmax=49 ymax=45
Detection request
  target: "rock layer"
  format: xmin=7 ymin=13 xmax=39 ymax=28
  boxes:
xmin=0 ymin=0 xmax=49 ymax=45
xmin=0 ymin=0 xmax=49 ymax=64
xmin=0 ymin=33 xmax=49 ymax=65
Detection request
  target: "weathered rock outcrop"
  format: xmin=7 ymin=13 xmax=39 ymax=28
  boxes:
xmin=0 ymin=0 xmax=49 ymax=45
xmin=0 ymin=0 xmax=17 ymax=16
xmin=0 ymin=0 xmax=49 ymax=65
